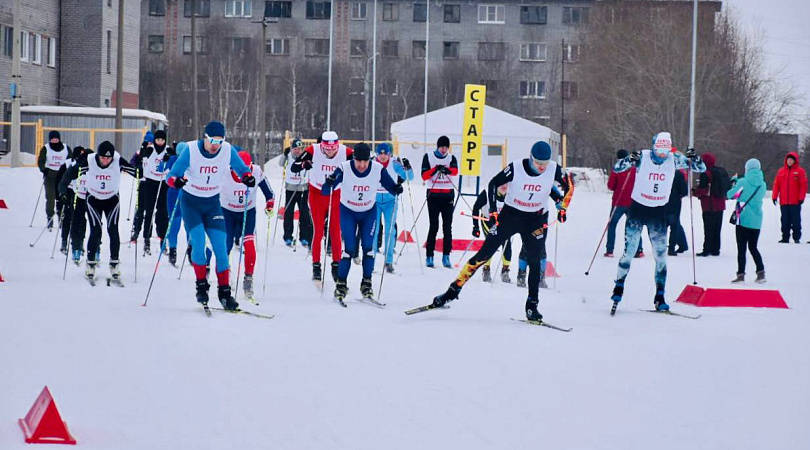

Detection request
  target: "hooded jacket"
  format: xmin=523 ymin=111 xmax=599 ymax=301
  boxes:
xmin=607 ymin=166 xmax=636 ymax=208
xmin=772 ymin=152 xmax=807 ymax=206
xmin=694 ymin=152 xmax=727 ymax=212
xmin=727 ymin=158 xmax=767 ymax=229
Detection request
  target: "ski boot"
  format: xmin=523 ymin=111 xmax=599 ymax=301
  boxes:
xmin=611 ymin=282 xmax=624 ymax=303
xmin=312 ymin=262 xmax=323 ymax=282
xmin=539 ymin=273 xmax=549 ymax=289
xmin=353 ymin=256 xmax=361 ymax=265
xmin=525 ymin=298 xmax=543 ymax=322
xmin=218 ymin=285 xmax=239 ymax=310
xmin=60 ymin=238 xmax=68 ymax=255
xmin=731 ymin=273 xmax=745 ymax=284
xmin=195 ymin=280 xmax=210 ymax=304
xmin=360 ymin=277 xmax=374 ymax=299
xmin=501 ymin=267 xmax=511 ymax=283
xmin=243 ymin=275 xmax=254 ymax=298
xmin=284 ymin=238 xmax=293 ymax=247
xmin=47 ymin=217 xmax=54 ymax=232
xmin=143 ymin=240 xmax=152 ymax=256
xmin=755 ymin=270 xmax=766 ymax=284
xmin=432 ymin=283 xmax=461 ymax=308
xmin=426 ymin=256 xmax=435 ymax=268
xmin=85 ymin=261 xmax=96 ymax=282
xmin=482 ymin=266 xmax=492 ymax=282
xmin=384 ymin=263 xmax=395 ymax=274
xmin=333 ymin=280 xmax=349 ymax=303
xmin=653 ymin=288 xmax=669 ymax=311
xmin=442 ymin=254 xmax=452 ymax=268
xmin=300 ymin=239 xmax=310 ymax=249
xmin=169 ymin=248 xmax=177 ymax=266
xmin=109 ymin=260 xmax=122 ymax=280
xmin=516 ymin=269 xmax=527 ymax=288
xmin=331 ymin=261 xmax=339 ymax=282
xmin=72 ymin=249 xmax=82 ymax=265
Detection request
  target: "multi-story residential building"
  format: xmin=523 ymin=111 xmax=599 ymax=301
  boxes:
xmin=0 ymin=0 xmax=141 ymax=130
xmin=139 ymin=0 xmax=721 ymax=150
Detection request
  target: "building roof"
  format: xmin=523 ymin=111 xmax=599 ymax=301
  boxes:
xmin=21 ymin=106 xmax=167 ymax=123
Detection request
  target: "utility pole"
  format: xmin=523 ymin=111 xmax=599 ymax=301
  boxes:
xmin=115 ymin=0 xmax=125 ymax=151
xmin=10 ymin=0 xmax=21 ymax=168
xmin=326 ymin=0 xmax=335 ymax=129
xmin=422 ymin=1 xmax=430 ymax=153
xmin=191 ymin=0 xmax=199 ymax=135
xmin=371 ymin=0 xmax=377 ymax=145
xmin=561 ymin=38 xmax=566 ymax=167
xmin=252 ymin=16 xmax=277 ymax=166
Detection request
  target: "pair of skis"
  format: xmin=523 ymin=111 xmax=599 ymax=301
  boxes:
xmin=611 ymin=301 xmax=701 ymax=319
xmin=200 ymin=302 xmax=274 ymax=320
xmin=84 ymin=275 xmax=124 ymax=288
xmin=403 ymin=303 xmax=572 ymax=332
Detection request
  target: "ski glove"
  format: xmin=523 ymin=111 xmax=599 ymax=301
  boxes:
xmin=265 ymin=199 xmax=275 ymax=217
xmin=168 ymin=176 xmax=187 ymax=189
xmin=301 ymin=160 xmax=313 ymax=171
xmin=773 ymin=199 xmax=777 ymax=206
xmin=557 ymin=207 xmax=568 ymax=223
xmin=393 ymin=184 xmax=404 ymax=195
xmin=241 ymin=173 xmax=256 ymax=187
xmin=630 ymin=151 xmax=641 ymax=163
xmin=487 ymin=212 xmax=499 ymax=230
xmin=437 ymin=165 xmax=452 ymax=175
xmin=402 ymin=158 xmax=412 ymax=171
xmin=472 ymin=226 xmax=480 ymax=238
xmin=685 ymin=147 xmax=697 ymax=159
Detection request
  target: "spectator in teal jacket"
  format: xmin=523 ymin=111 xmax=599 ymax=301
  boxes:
xmin=727 ymin=158 xmax=767 ymax=284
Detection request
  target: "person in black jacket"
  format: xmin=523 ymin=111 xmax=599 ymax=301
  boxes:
xmin=421 ymin=135 xmax=459 ymax=268
xmin=129 ymin=130 xmax=171 ymax=254
xmin=36 ymin=130 xmax=70 ymax=230
xmin=666 ymin=168 xmax=689 ymax=256
xmin=471 ymin=184 xmax=513 ymax=282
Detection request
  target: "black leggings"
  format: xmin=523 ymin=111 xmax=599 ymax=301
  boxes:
xmin=426 ymin=195 xmax=454 ymax=257
xmin=735 ymin=225 xmax=764 ymax=274
xmin=87 ymin=195 xmax=121 ymax=263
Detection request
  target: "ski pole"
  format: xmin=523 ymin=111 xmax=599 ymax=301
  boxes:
xmin=234 ymin=186 xmax=251 ymax=298
xmin=142 ymin=192 xmax=182 ymax=307
xmin=553 ymin=221 xmax=559 ymax=290
xmin=687 ymin=166 xmax=697 ymax=285
xmin=271 ymin=164 xmax=288 ymax=246
xmin=584 ymin=165 xmax=633 ymax=276
xmin=320 ymin=187 xmax=335 ymax=296
xmin=49 ymin=203 xmax=67 ymax=259
xmin=177 ymin=250 xmax=187 ymax=280
xmin=394 ymin=176 xmax=437 ymax=266
xmin=29 ymin=222 xmax=51 ymax=248
xmin=62 ymin=185 xmax=82 ymax=280
xmin=377 ymin=195 xmax=399 ymax=303
xmin=261 ymin=214 xmax=272 ymax=296
xmin=275 ymin=187 xmax=300 ymax=247
xmin=29 ymin=181 xmax=44 ymax=227
xmin=143 ymin=176 xmax=166 ymax=255
xmin=454 ymin=238 xmax=478 ymax=268
xmin=126 ymin=174 xmax=136 ymax=221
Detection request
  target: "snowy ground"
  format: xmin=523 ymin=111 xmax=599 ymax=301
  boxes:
xmin=1 ymin=163 xmax=808 ymax=450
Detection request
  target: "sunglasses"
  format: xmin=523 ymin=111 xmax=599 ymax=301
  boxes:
xmin=206 ymin=135 xmax=225 ymax=145
xmin=322 ymin=140 xmax=338 ymax=145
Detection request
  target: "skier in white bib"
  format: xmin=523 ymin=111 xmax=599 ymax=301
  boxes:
xmin=610 ymin=132 xmax=706 ymax=312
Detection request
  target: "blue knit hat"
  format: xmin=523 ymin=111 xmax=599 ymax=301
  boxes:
xmin=376 ymin=143 xmax=393 ymax=155
xmin=530 ymin=141 xmax=552 ymax=161
xmin=204 ymin=121 xmax=226 ymax=138
xmin=144 ymin=131 xmax=155 ymax=143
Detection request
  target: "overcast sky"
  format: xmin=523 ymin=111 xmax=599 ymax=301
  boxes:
xmin=723 ymin=0 xmax=810 ymax=133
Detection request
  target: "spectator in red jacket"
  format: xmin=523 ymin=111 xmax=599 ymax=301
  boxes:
xmin=772 ymin=151 xmax=807 ymax=243
xmin=693 ymin=152 xmax=728 ymax=256
xmin=605 ymin=149 xmax=643 ymax=257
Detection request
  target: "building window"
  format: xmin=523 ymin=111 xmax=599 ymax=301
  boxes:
xmin=481 ymin=79 xmax=498 ymax=93
xmin=477 ymin=42 xmax=504 ymax=61
xmin=381 ymin=79 xmax=398 ymax=95
xmin=225 ymin=1 xmax=252 ymax=17
xmin=265 ymin=1 xmax=292 ymax=18
xmin=563 ymin=44 xmax=580 ymax=62
xmin=148 ymin=35 xmax=165 ymax=53
xmin=444 ymin=5 xmax=460 ymax=23
xmin=519 ymin=81 xmax=545 ymax=99
xmin=382 ymin=3 xmax=399 ymax=21
xmin=105 ymin=30 xmax=111 ymax=73
xmin=412 ymin=40 xmax=425 ymax=59
xmin=47 ymin=37 xmax=56 ymax=67
xmin=562 ymin=81 xmax=579 ymax=99
xmin=607 ymin=7 xmax=624 ymax=24
xmin=519 ymin=43 xmax=546 ymax=62
xmin=230 ymin=37 xmax=250 ymax=53
xmin=306 ymin=1 xmax=331 ymax=19
xmin=3 ymin=27 xmax=13 ymax=58
xmin=442 ymin=41 xmax=459 ymax=59
xmin=266 ymin=38 xmax=290 ymax=55
xmin=352 ymin=2 xmax=367 ymax=20
xmin=382 ymin=40 xmax=398 ymax=58
xmin=184 ymin=0 xmax=211 ymax=17
xmin=478 ymin=5 xmax=504 ymax=24
xmin=413 ymin=3 xmax=426 ymax=22
xmin=149 ymin=0 xmax=166 ymax=16
xmin=32 ymin=34 xmax=42 ymax=65
xmin=350 ymin=111 xmax=363 ymax=131
xmin=20 ymin=30 xmax=29 ymax=62
xmin=350 ymin=39 xmax=366 ymax=57
xmin=349 ymin=77 xmax=365 ymax=95
xmin=487 ymin=145 xmax=502 ymax=156
xmin=562 ymin=6 xmax=589 ymax=24
xmin=182 ymin=36 xmax=208 ymax=54
xmin=304 ymin=38 xmax=329 ymax=56
xmin=520 ymin=6 xmax=546 ymax=24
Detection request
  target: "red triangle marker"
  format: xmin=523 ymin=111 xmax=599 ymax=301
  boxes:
xmin=18 ymin=386 xmax=77 ymax=445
